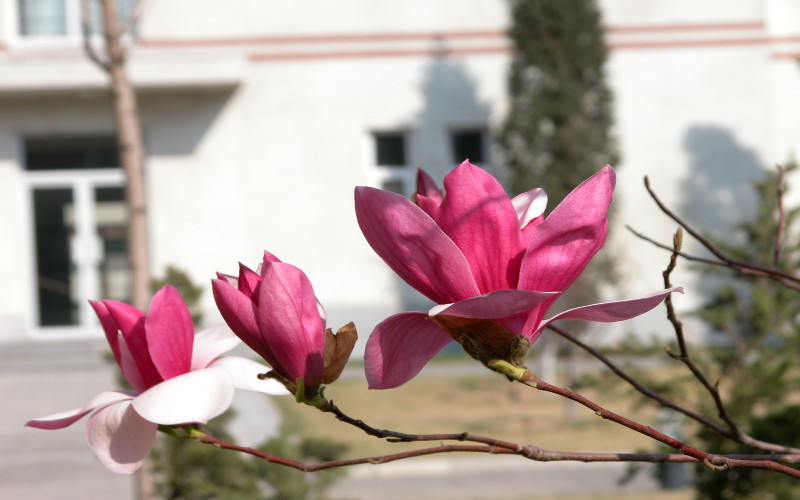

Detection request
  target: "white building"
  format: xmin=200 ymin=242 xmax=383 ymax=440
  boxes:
xmin=1 ymin=0 xmax=799 ymax=344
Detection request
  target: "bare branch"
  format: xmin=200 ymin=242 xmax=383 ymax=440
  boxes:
xmin=642 ymin=177 xmax=800 ymax=288
xmin=547 ymin=323 xmax=800 ymax=454
xmin=506 ymin=366 xmax=800 ymax=479
xmin=547 ymin=324 xmax=728 ymax=435
xmin=123 ymin=0 xmax=147 ymax=38
xmin=80 ymin=0 xmax=110 ymax=72
xmin=659 ymin=228 xmax=800 ymax=454
xmin=188 ymin=428 xmax=800 ymax=473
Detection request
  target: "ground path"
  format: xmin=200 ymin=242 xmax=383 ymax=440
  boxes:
xmin=1 ymin=339 xmax=678 ymax=500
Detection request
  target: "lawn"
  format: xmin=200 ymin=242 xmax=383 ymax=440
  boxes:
xmin=273 ymin=360 xmax=685 ymax=459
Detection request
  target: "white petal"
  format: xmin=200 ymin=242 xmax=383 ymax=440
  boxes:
xmin=26 ymin=391 xmax=134 ymax=430
xmin=85 ymin=400 xmax=157 ymax=474
xmin=190 ymin=324 xmax=241 ymax=370
xmin=209 ymin=356 xmax=290 ymax=395
xmin=511 ymin=187 xmax=547 ymax=228
xmin=131 ymin=367 xmax=235 ymax=425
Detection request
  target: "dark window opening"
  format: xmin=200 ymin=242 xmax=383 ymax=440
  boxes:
xmin=375 ymin=133 xmax=406 ymax=167
xmin=451 ymin=130 xmax=485 ymax=165
xmin=25 ymin=136 xmax=119 ymax=171
xmin=33 ymin=188 xmax=75 ymax=326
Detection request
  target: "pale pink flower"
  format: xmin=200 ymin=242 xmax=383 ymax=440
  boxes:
xmin=356 ymin=161 xmax=680 ymax=389
xmin=213 ymin=252 xmax=356 ymax=392
xmin=26 ymin=285 xmax=287 ymax=473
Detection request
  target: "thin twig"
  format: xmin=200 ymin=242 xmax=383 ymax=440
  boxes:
xmin=662 ymin=230 xmax=750 ymax=437
xmin=191 ymin=429 xmax=800 ymax=472
xmin=663 ymin=228 xmax=690 ymax=356
xmin=509 ymin=368 xmax=800 ymax=478
xmin=124 ymin=0 xmax=147 ymax=39
xmin=547 ymin=324 xmax=728 ymax=436
xmin=547 ymin=323 xmax=800 ymax=454
xmin=642 ymin=177 xmax=800 ymax=287
xmin=659 ymin=229 xmax=800 ymax=454
xmin=80 ymin=0 xmax=111 ymax=72
xmin=627 ymin=225 xmax=730 ymax=269
xmin=626 ymin=225 xmax=800 ymax=291
xmin=774 ymin=165 xmax=786 ymax=268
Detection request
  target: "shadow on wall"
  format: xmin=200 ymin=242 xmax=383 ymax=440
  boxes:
xmin=413 ymin=53 xmax=493 ymax=180
xmin=679 ymin=125 xmax=766 ymax=295
xmin=140 ymin=88 xmax=236 ymax=156
xmin=392 ymin=55 xmax=493 ymax=316
xmin=680 ymin=125 xmax=766 ymax=236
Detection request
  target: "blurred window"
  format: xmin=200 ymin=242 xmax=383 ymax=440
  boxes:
xmin=451 ymin=128 xmax=487 ymax=166
xmin=17 ymin=0 xmax=136 ymax=39
xmin=370 ymin=132 xmax=414 ymax=195
xmin=18 ymin=0 xmax=67 ymax=36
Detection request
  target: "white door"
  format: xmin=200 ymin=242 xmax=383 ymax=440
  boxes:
xmin=23 ymin=136 xmax=129 ymax=338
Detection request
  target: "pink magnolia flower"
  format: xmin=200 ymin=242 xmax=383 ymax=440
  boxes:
xmin=355 ymin=161 xmax=680 ymax=389
xmin=26 ymin=285 xmax=287 ymax=473
xmin=213 ymin=252 xmax=356 ymax=393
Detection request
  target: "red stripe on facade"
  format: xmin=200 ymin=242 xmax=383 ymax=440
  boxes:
xmin=772 ymin=52 xmax=800 ymax=59
xmin=607 ymin=21 xmax=764 ymax=34
xmin=609 ymin=36 xmax=769 ymax=50
xmin=142 ymin=22 xmax=768 ymax=50
xmin=129 ymin=21 xmax=800 ymax=60
xmin=248 ymin=45 xmax=508 ymax=62
xmin=141 ymin=30 xmax=505 ymax=48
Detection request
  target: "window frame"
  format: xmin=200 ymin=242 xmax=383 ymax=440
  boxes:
xmin=449 ymin=126 xmax=490 ymax=167
xmin=366 ymin=130 xmax=415 ymax=196
xmin=6 ymin=0 xmax=135 ymax=48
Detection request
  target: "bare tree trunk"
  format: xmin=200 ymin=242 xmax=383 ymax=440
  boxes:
xmin=95 ymin=0 xmax=150 ymax=312
xmin=84 ymin=2 xmax=152 ymax=498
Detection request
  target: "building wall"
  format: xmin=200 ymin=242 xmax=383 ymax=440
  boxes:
xmin=1 ymin=0 xmax=800 ymax=345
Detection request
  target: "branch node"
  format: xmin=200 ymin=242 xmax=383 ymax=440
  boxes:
xmin=673 ymin=227 xmax=684 ymax=252
xmin=703 ymin=457 xmax=729 ymax=471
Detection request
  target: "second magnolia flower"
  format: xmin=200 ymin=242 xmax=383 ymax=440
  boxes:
xmin=355 ymin=161 xmax=680 ymax=389
xmin=212 ymin=251 xmax=356 ymax=393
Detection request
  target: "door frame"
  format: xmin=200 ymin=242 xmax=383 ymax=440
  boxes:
xmin=23 ymin=168 xmax=125 ymax=339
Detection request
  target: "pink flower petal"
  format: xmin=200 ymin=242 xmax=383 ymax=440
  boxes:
xmin=237 ymin=262 xmax=262 ymax=300
xmin=117 ymin=332 xmax=146 ymax=393
xmin=259 ymin=250 xmax=283 ymax=275
xmin=416 ymin=168 xmax=443 ymax=203
xmin=85 ymin=400 xmax=157 ymax=474
xmin=519 ymin=166 xmax=615 ymax=295
xmin=415 ymin=193 xmax=441 ymax=220
xmin=131 ymin=367 xmax=235 ymax=425
xmin=535 ymin=287 xmax=683 ymax=339
xmin=434 ymin=161 xmax=526 ymax=293
xmin=25 ymin=391 xmax=134 ymax=430
xmin=256 ymin=261 xmax=325 ymax=386
xmin=89 ymin=301 xmax=122 ymax=370
xmin=365 ymin=312 xmax=453 ymax=389
xmin=355 ymin=186 xmax=480 ymax=304
xmin=145 ymin=286 xmax=194 ymax=381
xmin=429 ymin=289 xmax=559 ymax=319
xmin=208 ymin=356 xmax=291 ymax=395
xmin=103 ymin=300 xmax=162 ymax=389
xmin=216 ymin=271 xmax=238 ymax=287
xmin=212 ymin=278 xmax=287 ymax=374
xmin=190 ymin=325 xmax=241 ymax=371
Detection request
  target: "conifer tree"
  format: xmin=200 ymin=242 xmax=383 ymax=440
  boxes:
xmin=692 ymin=164 xmax=800 ymax=499
xmin=498 ymin=0 xmax=619 ymax=202
xmin=497 ymin=0 xmax=620 ymax=325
